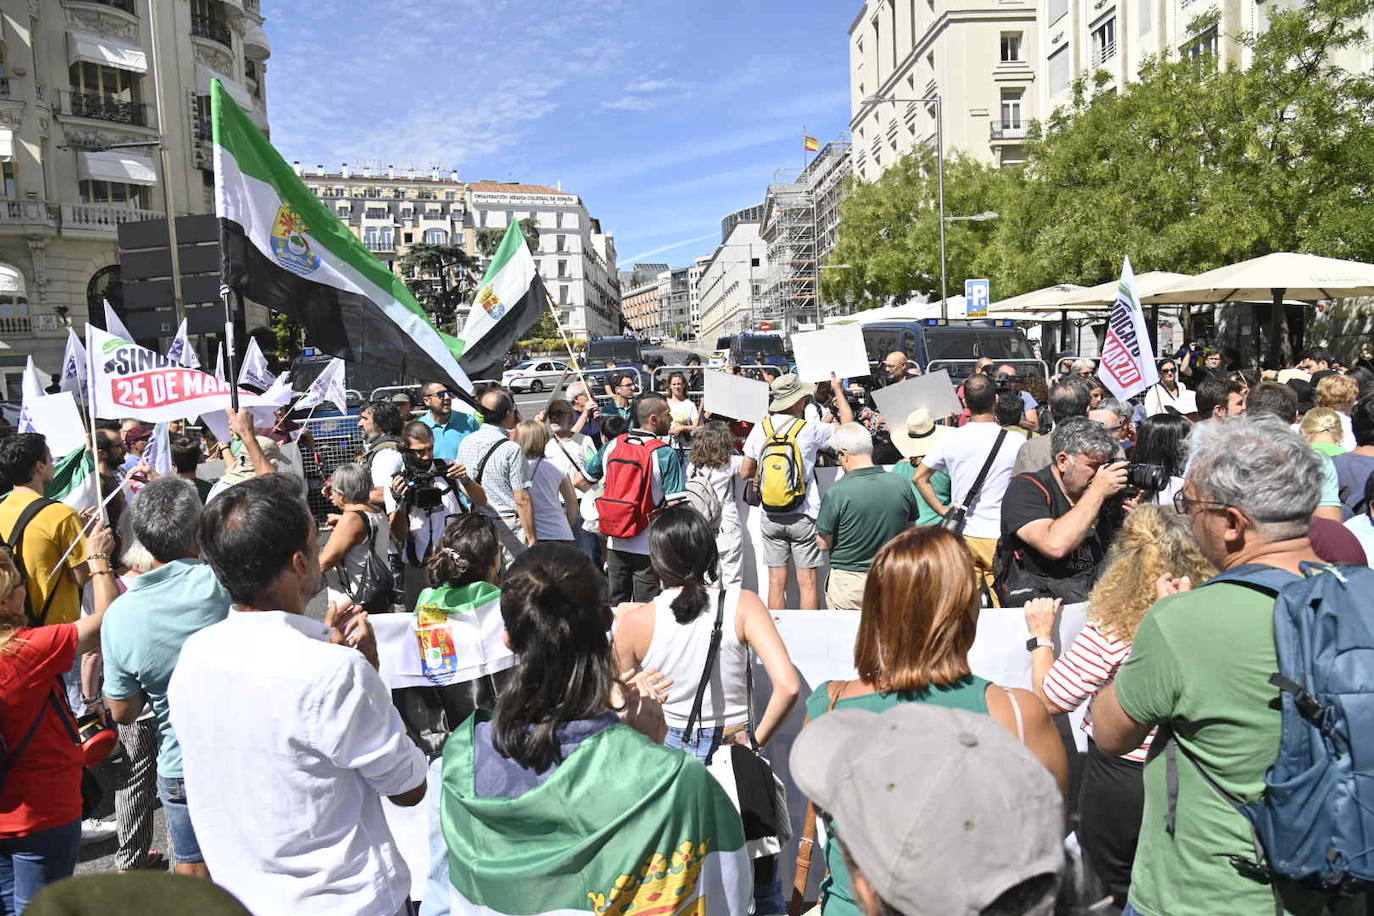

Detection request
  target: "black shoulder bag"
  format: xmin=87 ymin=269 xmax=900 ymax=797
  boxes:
xmin=335 ymin=510 xmax=396 ymax=613
xmin=940 ymin=428 xmax=1009 ymax=535
xmin=682 ymin=589 xmax=790 ymax=855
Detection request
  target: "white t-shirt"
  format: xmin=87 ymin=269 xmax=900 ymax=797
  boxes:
xmin=921 ymin=420 xmax=1023 ymax=539
xmin=383 ymin=468 xmax=463 ymax=565
xmin=1144 ymin=383 xmax=1197 ymax=417
xmin=168 ymin=611 xmax=425 ymax=916
xmin=526 ymin=456 xmax=574 ymax=541
xmin=369 ymin=448 xmax=405 ymax=496
xmin=1344 ymin=514 xmax=1374 ymax=567
xmin=743 ymin=414 xmax=835 ymax=519
xmin=544 ymin=432 xmax=596 ymax=482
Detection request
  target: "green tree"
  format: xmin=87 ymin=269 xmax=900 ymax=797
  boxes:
xmin=397 ymin=242 xmax=481 ymax=331
xmin=475 ymin=217 xmax=541 ymax=258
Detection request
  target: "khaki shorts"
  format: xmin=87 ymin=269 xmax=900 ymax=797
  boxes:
xmin=760 ymin=512 xmax=824 ymax=569
xmin=825 ymin=567 xmax=868 ymax=610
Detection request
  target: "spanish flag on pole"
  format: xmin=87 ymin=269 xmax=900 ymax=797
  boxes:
xmin=804 ymin=135 xmax=820 ymax=152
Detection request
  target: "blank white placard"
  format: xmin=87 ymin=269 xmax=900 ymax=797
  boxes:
xmin=703 ymin=369 xmax=770 ymax=422
xmin=790 ymin=325 xmax=871 ymax=383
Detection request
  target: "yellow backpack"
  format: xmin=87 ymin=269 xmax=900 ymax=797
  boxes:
xmin=758 ymin=416 xmax=807 ymax=513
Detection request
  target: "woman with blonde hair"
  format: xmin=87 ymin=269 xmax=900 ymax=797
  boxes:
xmin=0 ymin=521 xmax=117 ymax=911
xmin=806 ymin=526 xmax=1067 ymax=916
xmin=686 ymin=421 xmax=744 ymax=586
xmin=1024 ymin=504 xmax=1214 ymax=908
xmin=1317 ymin=374 xmax=1359 ymax=449
xmin=1300 ymin=406 xmax=1348 ymax=457
xmin=513 ymin=419 xmax=578 ymax=543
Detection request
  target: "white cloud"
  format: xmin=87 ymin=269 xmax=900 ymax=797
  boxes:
xmin=601 ymin=95 xmax=659 ymax=112
xmin=621 ymin=232 xmax=720 ymax=263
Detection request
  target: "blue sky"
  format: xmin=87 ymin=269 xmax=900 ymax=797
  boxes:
xmin=262 ymin=0 xmax=853 ymax=268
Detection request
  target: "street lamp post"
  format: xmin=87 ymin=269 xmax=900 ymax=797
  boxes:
xmin=863 ymin=93 xmax=947 ymax=319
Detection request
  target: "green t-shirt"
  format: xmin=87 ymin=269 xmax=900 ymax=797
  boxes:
xmin=816 ymin=467 xmax=920 ymax=571
xmin=804 ymin=676 xmax=992 ymax=916
xmin=887 ymin=462 xmax=951 ymax=526
xmin=1115 ymin=582 xmax=1362 ymax=916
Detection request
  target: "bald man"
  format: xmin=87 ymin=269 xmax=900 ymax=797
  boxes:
xmin=881 ymin=351 xmax=921 ymax=386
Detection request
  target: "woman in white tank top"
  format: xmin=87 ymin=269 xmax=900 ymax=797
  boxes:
xmin=318 ymin=463 xmax=390 ymax=607
xmin=612 ymin=504 xmax=800 ymax=763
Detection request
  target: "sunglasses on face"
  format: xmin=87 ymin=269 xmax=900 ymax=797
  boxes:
xmin=426 ymin=391 xmax=454 ymax=400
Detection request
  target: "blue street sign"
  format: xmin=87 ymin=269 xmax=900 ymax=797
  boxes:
xmin=965 ymin=278 xmax=990 ymax=318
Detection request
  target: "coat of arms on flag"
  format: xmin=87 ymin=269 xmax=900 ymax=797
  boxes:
xmin=269 ymin=203 xmax=321 ymax=276
xmin=477 ymin=285 xmax=505 ymax=319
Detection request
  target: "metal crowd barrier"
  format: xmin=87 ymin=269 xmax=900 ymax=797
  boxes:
xmin=648 ymin=365 xmax=706 ymax=398
xmin=298 ymin=413 xmax=365 ymax=524
xmin=925 ymin=357 xmax=1050 ymax=381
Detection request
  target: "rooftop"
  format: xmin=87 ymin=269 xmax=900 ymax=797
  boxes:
xmin=469 ymin=182 xmax=574 ymax=195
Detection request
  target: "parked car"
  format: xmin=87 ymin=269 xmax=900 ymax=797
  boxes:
xmin=502 ymin=359 xmax=573 ymax=392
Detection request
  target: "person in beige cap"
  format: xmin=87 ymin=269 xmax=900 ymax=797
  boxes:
xmin=791 ymin=703 xmax=1063 ymax=916
xmin=205 ymin=408 xmax=281 ymax=503
xmin=889 ymin=407 xmax=954 ymax=526
xmin=739 ymin=373 xmax=853 ymax=609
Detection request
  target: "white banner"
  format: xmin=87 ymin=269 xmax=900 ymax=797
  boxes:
xmin=294 ymin=357 xmax=348 ymax=414
xmin=59 ymin=329 xmax=87 ymax=399
xmin=1097 ymin=256 xmax=1158 ymax=403
xmin=87 ymin=325 xmax=271 ymax=422
xmin=166 ymin=319 xmax=202 ymax=369
xmin=238 ymin=337 xmax=277 ymax=391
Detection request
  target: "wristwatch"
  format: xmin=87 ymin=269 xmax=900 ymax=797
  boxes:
xmin=1026 ymin=637 xmax=1053 ymax=651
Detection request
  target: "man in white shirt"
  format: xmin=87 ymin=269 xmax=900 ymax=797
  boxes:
xmin=914 ymin=374 xmax=1023 ymax=600
xmin=169 ymin=475 xmax=426 ymax=916
xmin=740 ymin=373 xmax=853 ymax=610
xmin=357 ymin=400 xmax=405 ymax=506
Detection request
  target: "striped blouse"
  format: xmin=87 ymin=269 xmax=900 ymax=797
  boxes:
xmin=1041 ymin=620 xmax=1154 ymax=762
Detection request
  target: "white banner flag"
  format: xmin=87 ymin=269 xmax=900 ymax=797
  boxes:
xmin=293 ymin=358 xmax=348 ymax=414
xmin=16 ymin=357 xmax=45 ymax=433
xmin=59 ymin=329 xmax=87 ymax=399
xmin=143 ymin=421 xmax=174 ymax=477
xmin=165 ymin=320 xmax=202 ymax=369
xmin=87 ymin=325 xmax=271 ymax=422
xmin=103 ymin=300 xmax=133 ymax=342
xmin=238 ymin=337 xmax=276 ymax=391
xmin=213 ymin=343 xmax=226 ymax=382
xmin=1097 ymin=256 xmax=1159 ymax=403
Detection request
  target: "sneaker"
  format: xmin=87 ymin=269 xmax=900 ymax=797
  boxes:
xmin=80 ymin=817 xmax=116 ymax=845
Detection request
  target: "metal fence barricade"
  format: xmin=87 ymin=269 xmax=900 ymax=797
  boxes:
xmin=299 ymin=414 xmax=365 ymax=524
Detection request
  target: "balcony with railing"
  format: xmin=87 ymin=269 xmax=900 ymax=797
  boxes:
xmin=63 ymin=89 xmax=151 ymax=127
xmin=191 ymin=14 xmax=232 ymax=48
xmin=0 ymin=200 xmax=58 ymax=231
xmin=1092 ymin=37 xmax=1117 ymax=66
xmin=193 ymin=114 xmax=211 ymax=141
xmin=0 ymin=78 xmax=10 ymax=99
xmin=0 ymin=315 xmax=31 ymax=335
xmin=71 ymin=0 xmax=137 ymax=13
xmin=989 ymin=120 xmax=1029 ymax=141
xmin=61 ymin=202 xmax=162 ymax=238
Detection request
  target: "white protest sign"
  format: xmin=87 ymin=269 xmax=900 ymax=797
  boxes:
xmin=870 ymin=368 xmax=963 ymax=425
xmin=22 ymin=392 xmax=86 ymax=460
xmin=790 ymin=325 xmax=870 ymax=383
xmin=703 ymin=369 xmax=769 ymax=422
xmin=87 ymin=325 xmax=272 ymax=422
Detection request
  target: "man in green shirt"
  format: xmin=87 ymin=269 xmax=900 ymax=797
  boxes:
xmin=1091 ymin=417 xmax=1364 ymax=916
xmin=816 ymin=423 xmax=919 ymax=609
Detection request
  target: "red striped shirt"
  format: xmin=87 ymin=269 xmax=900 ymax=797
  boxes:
xmin=1042 ymin=621 xmax=1154 ymax=762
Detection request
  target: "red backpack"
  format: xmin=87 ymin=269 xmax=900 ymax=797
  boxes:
xmin=595 ymin=433 xmax=668 ymax=538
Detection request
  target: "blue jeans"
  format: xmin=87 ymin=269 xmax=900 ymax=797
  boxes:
xmin=1122 ymin=905 xmax=1143 ymax=915
xmin=156 ymin=775 xmax=204 ymax=865
xmin=664 ymin=725 xmax=724 ymax=763
xmin=0 ymin=819 xmax=80 ymax=915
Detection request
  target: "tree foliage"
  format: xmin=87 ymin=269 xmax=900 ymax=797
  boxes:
xmin=397 ymin=242 xmax=480 ymax=331
xmin=830 ymin=0 xmax=1374 ymax=307
xmin=475 ymin=217 xmax=541 ymax=258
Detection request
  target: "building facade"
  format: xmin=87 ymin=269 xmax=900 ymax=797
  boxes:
xmin=1037 ymin=0 xmax=1374 ymax=120
xmin=848 ymin=0 xmax=1038 ymax=180
xmin=0 ymin=0 xmax=272 ymax=398
xmin=620 ymin=274 xmax=663 ymax=337
xmin=696 ymin=211 xmax=769 ymax=345
xmin=467 ymin=182 xmax=620 ymax=339
xmin=686 ymin=254 xmax=709 ymax=339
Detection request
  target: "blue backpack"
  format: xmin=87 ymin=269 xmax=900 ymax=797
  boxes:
xmin=1166 ymin=562 xmax=1374 ymax=894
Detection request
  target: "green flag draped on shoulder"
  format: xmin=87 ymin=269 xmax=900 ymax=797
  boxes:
xmin=441 ymin=714 xmax=750 ymax=915
xmin=457 ymin=222 xmax=549 ymax=382
xmin=211 ymin=80 xmax=472 ymax=392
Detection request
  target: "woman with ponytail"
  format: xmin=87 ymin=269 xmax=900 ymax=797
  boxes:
xmin=1024 ymin=504 xmax=1215 ymax=908
xmin=437 ymin=542 xmax=752 ymax=914
xmin=612 ymin=504 xmax=799 ymax=762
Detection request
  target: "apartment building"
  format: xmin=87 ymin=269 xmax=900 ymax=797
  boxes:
xmin=848 ymin=0 xmax=1038 ymax=179
xmin=696 ymin=206 xmax=769 ymax=344
xmin=0 ymin=0 xmax=271 ymax=396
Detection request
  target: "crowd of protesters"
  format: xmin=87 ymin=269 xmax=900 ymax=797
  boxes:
xmin=0 ymin=339 xmax=1371 ymax=916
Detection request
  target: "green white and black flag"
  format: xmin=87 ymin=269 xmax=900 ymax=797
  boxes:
xmin=457 ymin=222 xmax=548 ymax=382
xmin=211 ymin=80 xmax=472 ymax=391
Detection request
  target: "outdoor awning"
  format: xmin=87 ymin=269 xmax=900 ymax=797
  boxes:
xmin=67 ymin=31 xmax=147 ymax=74
xmin=0 ymin=129 xmax=14 ymax=161
xmin=78 ymin=150 xmax=157 ymax=185
xmin=194 ymin=64 xmax=252 ymax=106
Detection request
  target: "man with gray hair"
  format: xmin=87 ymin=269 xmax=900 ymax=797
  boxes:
xmin=101 ymin=477 xmax=231 ymax=877
xmin=1014 ymin=376 xmax=1094 ymax=475
xmin=1090 ymin=418 xmax=1344 ymax=916
xmin=1090 ymin=397 xmax=1135 ymax=450
xmin=814 ymin=423 xmax=921 ymax=609
xmin=997 ymin=417 xmax=1129 ymax=604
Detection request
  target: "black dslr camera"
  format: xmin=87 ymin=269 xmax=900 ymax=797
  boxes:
xmin=401 ymin=453 xmax=446 ymax=512
xmin=1125 ymin=463 xmax=1171 ymax=493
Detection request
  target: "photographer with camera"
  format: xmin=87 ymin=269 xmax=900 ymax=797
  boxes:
xmin=387 ymin=421 xmax=486 ymax=608
xmin=995 ymin=417 xmax=1133 ymax=605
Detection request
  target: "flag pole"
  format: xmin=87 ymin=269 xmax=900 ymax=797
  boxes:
xmin=541 ymin=286 xmax=592 ymax=398
xmin=82 ymin=324 xmax=107 ymax=525
xmin=220 ymin=285 xmax=242 ymax=411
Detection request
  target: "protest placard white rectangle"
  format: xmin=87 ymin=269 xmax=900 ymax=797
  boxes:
xmin=869 ymin=369 xmax=963 ymax=424
xmin=27 ymin=392 xmax=86 ymax=460
xmin=790 ymin=326 xmax=870 ymax=383
xmin=703 ymin=369 xmax=769 ymax=422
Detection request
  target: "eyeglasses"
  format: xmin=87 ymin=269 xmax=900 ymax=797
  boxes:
xmin=1172 ymin=491 xmax=1233 ymax=516
xmin=426 ymin=391 xmax=453 ymax=400
xmin=1160 ymin=366 xmax=1176 ymax=374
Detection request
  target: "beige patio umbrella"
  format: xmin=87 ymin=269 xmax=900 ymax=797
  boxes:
xmin=1141 ymin=253 xmax=1374 ymax=366
xmin=986 ymin=282 xmax=1102 ymax=360
xmin=1060 ymin=271 xmax=1195 ymax=306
